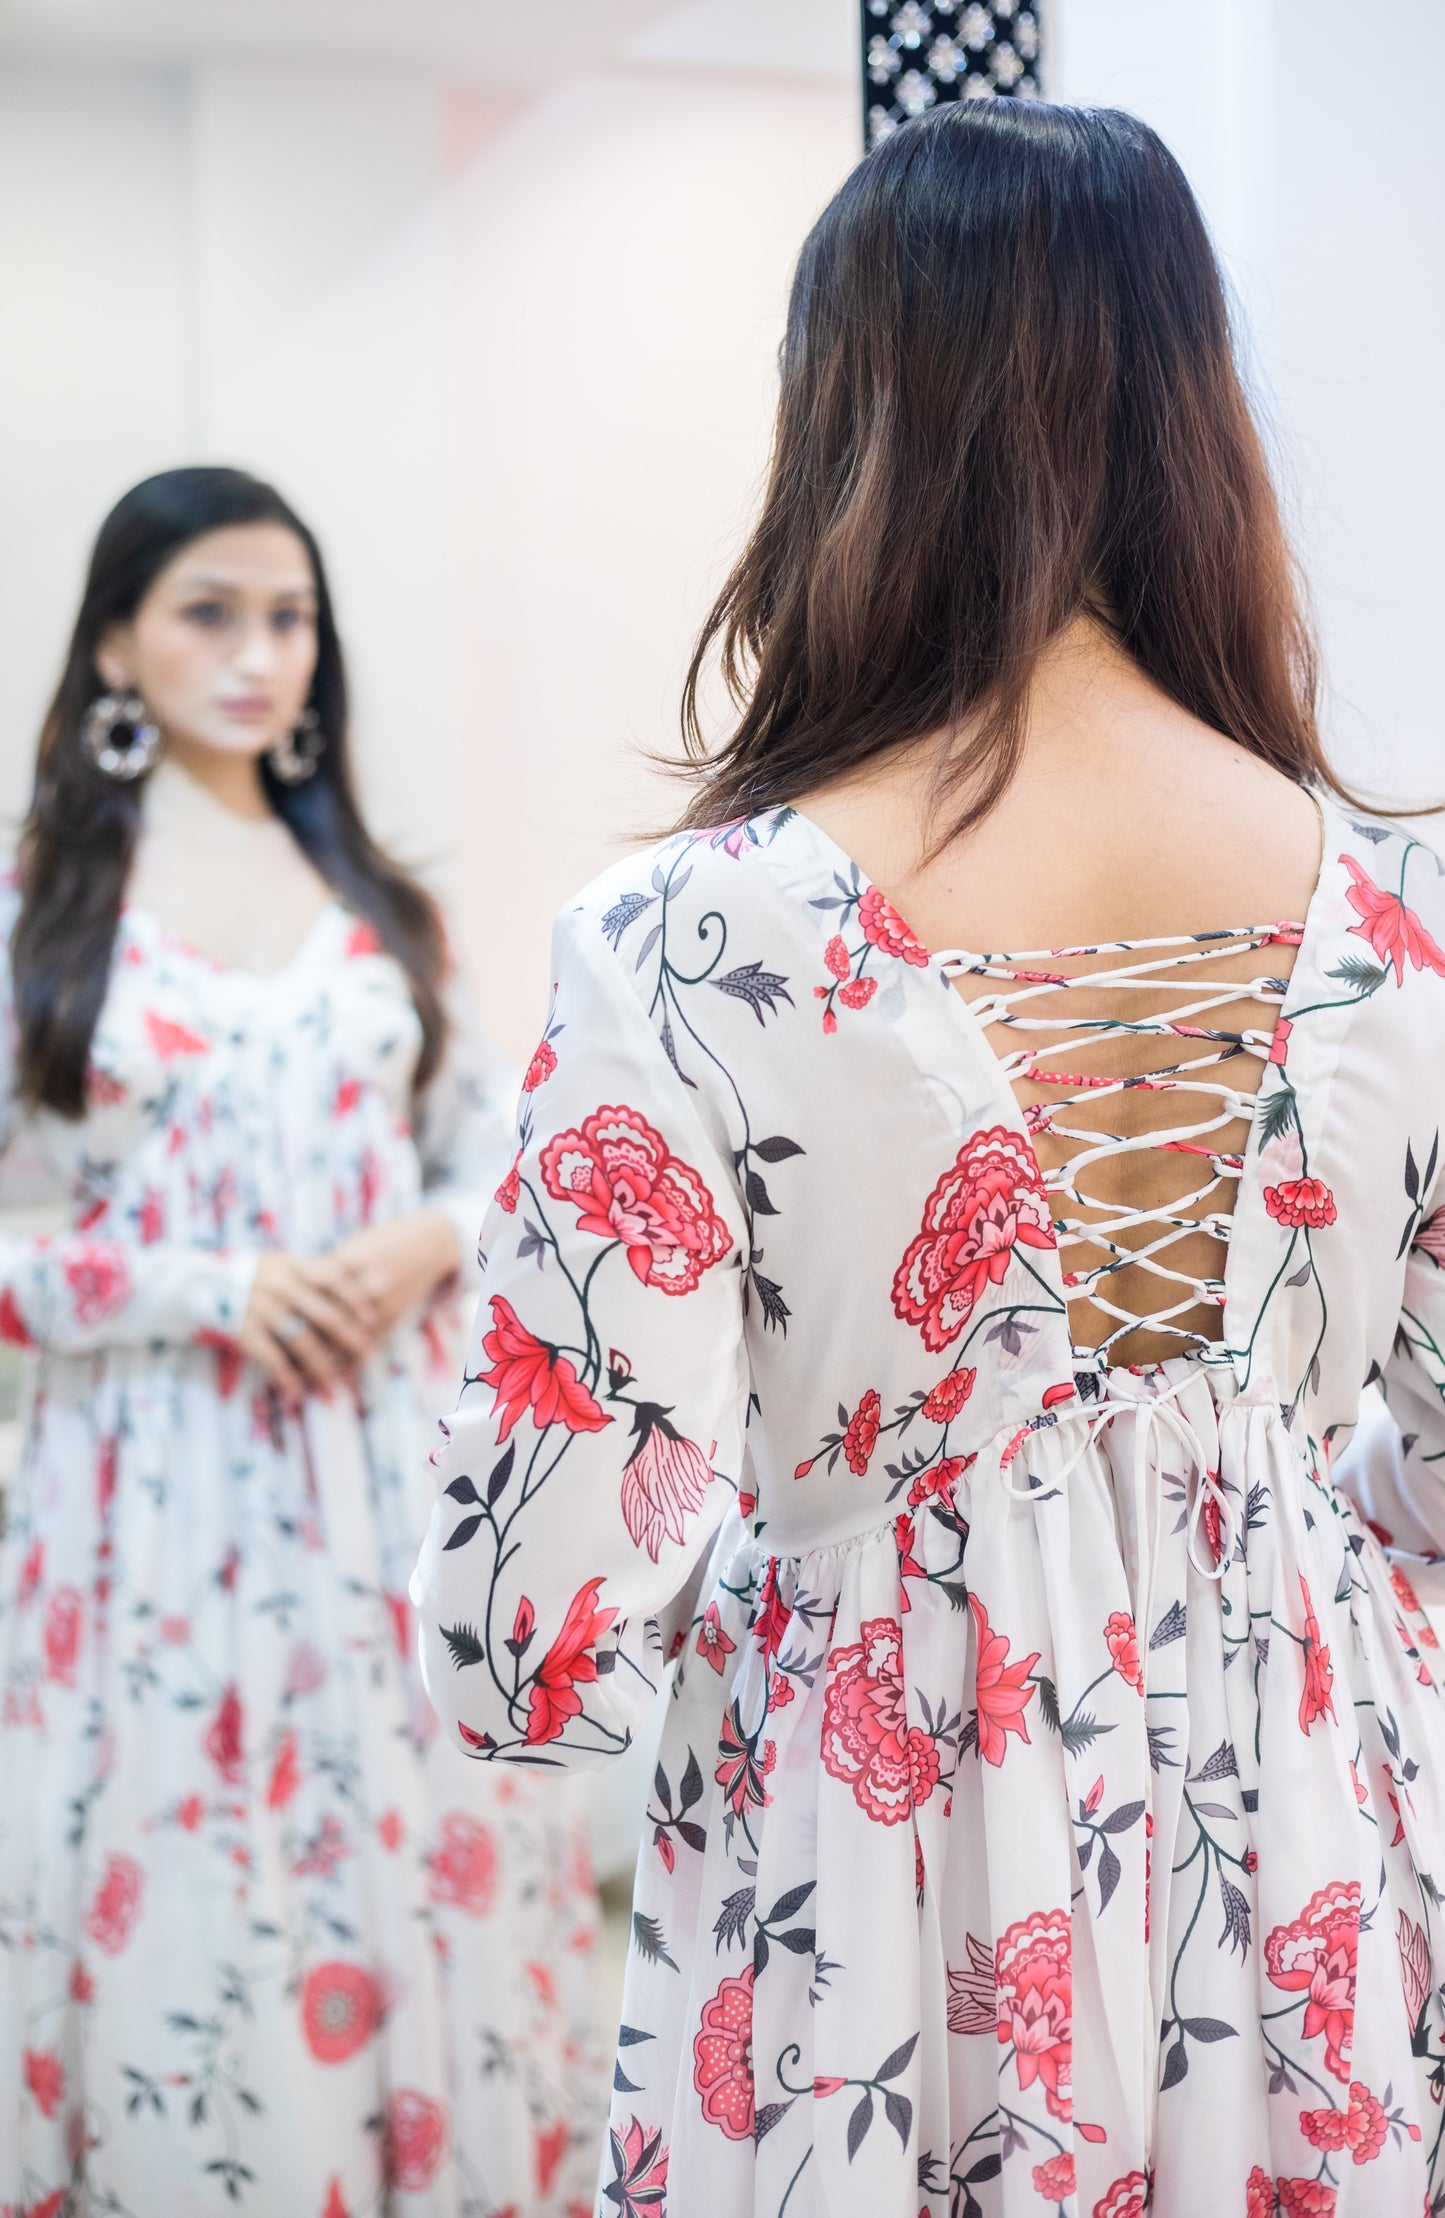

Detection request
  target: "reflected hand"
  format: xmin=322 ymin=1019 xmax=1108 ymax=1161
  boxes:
xmin=239 ymin=1250 xmax=378 ymax=1405
xmin=309 ymin=1210 xmax=461 ymax=1347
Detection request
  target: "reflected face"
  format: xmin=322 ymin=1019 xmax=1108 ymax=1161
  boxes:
xmin=97 ymin=523 xmax=319 ymax=759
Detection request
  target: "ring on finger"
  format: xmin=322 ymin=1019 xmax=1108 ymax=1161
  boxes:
xmin=277 ymin=1313 xmax=308 ymax=1343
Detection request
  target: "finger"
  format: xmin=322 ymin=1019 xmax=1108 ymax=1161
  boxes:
xmin=284 ymin=1277 xmax=376 ymax=1363
xmin=241 ymin=1330 xmax=304 ymax=1405
xmin=298 ymin=1254 xmax=381 ymax=1334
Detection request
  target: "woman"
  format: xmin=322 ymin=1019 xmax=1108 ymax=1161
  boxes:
xmin=0 ymin=468 xmax=602 ymax=2216
xmin=413 ymin=104 xmax=1445 ymax=2218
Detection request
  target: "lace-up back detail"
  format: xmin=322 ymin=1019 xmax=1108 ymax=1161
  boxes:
xmin=940 ymin=925 xmax=1304 ymax=1365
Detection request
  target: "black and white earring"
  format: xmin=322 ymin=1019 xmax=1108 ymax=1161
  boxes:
xmin=268 ymin=708 xmax=324 ymax=786
xmin=81 ymin=691 xmax=163 ymax=781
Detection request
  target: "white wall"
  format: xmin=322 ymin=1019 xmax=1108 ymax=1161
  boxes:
xmin=1053 ymin=0 xmax=1445 ymax=804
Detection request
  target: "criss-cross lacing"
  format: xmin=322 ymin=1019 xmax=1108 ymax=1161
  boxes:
xmin=938 ymin=925 xmax=1302 ymax=1364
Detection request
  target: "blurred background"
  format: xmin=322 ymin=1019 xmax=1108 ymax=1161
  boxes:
xmin=1 ymin=0 xmax=1442 ymax=1963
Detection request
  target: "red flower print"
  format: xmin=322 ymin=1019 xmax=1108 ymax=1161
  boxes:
xmin=137 ymin=1187 xmax=165 ymax=1243
xmin=753 ymin=1559 xmax=790 ymax=1658
xmin=84 ymin=1853 xmax=144 ymax=1954
xmin=541 ymin=1104 xmax=732 ymax=1294
xmin=62 ymin=1243 xmax=132 ymax=1326
xmin=42 ymin=1586 xmax=83 ymax=1687
xmin=715 ymin=1701 xmax=767 ymax=1819
xmin=24 ymin=2048 xmax=64 ymax=2119
xmin=1297 ymin=1576 xmax=1337 ymax=1733
xmin=378 ymin=1809 xmax=404 ymax=1852
xmin=525 ymin=1577 xmax=618 ymax=1745
xmin=383 ymin=2089 xmax=447 ymax=2190
xmin=535 ymin=2117 xmax=568 ymax=2193
xmin=621 ymin=1412 xmax=712 ymax=1562
xmin=1263 ymin=1177 xmax=1337 ymax=1230
xmin=922 ymin=1366 xmax=976 ymax=1424
xmin=1091 ymin=2176 xmax=1148 ymax=2218
xmin=522 ymin=1038 xmax=557 ymax=1091
xmin=858 ymin=885 xmax=929 ymax=967
xmin=893 ymin=1127 xmax=1055 ymax=1350
xmin=1246 ymin=2167 xmax=1273 ymax=2218
xmin=300 ymin=1961 xmax=384 ymax=2063
xmin=907 ymin=1453 xmax=969 ymax=1508
xmin=692 ymin=1966 xmax=755 ymax=2140
xmin=1342 ymin=852 xmax=1445 ymax=984
xmin=428 ymin=1813 xmax=497 ymax=1916
xmin=843 ymin=1388 xmax=882 ymax=1474
xmin=1344 ymin=2082 xmax=1387 ymax=2163
xmin=821 ymin=1616 xmax=939 ymax=1824
xmin=696 ymin=1603 xmax=737 ymax=1675
xmin=1103 ymin=1610 xmax=1143 ymax=1694
xmin=1276 ymin=2181 xmax=1336 ymax=2218
xmin=0 ymin=1286 xmax=33 ymax=1345
xmin=144 ymin=1009 xmax=210 ymax=1057
xmin=346 ymin=920 xmax=381 ymax=958
xmin=1269 ymin=1014 xmax=1293 ymax=1066
xmin=1264 ymin=1879 xmax=1360 ymax=2081
xmin=995 ymin=1908 xmax=1072 ymax=2121
xmin=1390 ymin=1563 xmax=1423 ymax=1614
xmin=822 ymin=933 xmax=851 ymax=981
xmin=204 ymin=1683 xmax=245 ymax=1784
xmin=495 ymin=1156 xmax=521 ymax=1214
xmin=839 ymin=975 xmax=877 ymax=1010
xmin=70 ymin=1960 xmax=94 ymax=2004
xmin=321 ymin=2179 xmax=350 ymax=2218
xmin=603 ymin=2111 xmax=670 ymax=2218
xmin=1033 ymin=2152 xmax=1075 ymax=2199
xmin=970 ymin=1591 xmax=1040 ymax=1765
xmin=478 ymin=1296 xmax=611 ymax=1444
xmin=1299 ymin=2104 xmax=1349 ymax=2150
xmin=266 ymin=1729 xmax=301 ymax=1810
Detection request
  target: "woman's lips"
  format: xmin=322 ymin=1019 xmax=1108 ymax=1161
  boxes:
xmin=218 ymin=696 xmax=273 ymax=722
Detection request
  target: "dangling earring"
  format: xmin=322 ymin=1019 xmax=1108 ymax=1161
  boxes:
xmin=268 ymin=708 xmax=324 ymax=786
xmin=81 ymin=691 xmax=163 ymax=781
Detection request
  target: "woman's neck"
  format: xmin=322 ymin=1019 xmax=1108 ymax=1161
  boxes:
xmin=159 ymin=735 xmax=273 ymax=821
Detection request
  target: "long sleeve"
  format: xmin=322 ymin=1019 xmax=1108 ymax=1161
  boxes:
xmin=412 ymin=969 xmax=519 ymax=1289
xmin=1334 ymin=1209 xmax=1445 ymax=1557
xmin=410 ymin=899 xmax=750 ymax=1770
xmin=0 ymin=917 xmax=256 ymax=1357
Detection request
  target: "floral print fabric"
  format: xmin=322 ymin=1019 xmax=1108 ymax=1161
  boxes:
xmin=414 ymin=800 xmax=1445 ymax=2217
xmin=0 ymin=892 xmax=605 ymax=2216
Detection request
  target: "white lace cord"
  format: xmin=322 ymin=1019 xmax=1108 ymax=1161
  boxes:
xmin=938 ymin=927 xmax=1294 ymax=1360
xmin=993 ymin=1375 xmax=1240 ymax=1583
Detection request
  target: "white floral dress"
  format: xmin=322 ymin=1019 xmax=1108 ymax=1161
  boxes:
xmin=0 ymin=889 xmax=604 ymax=2218
xmin=414 ymin=796 xmax=1445 ymax=2218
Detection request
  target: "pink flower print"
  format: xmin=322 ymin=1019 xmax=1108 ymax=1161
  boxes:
xmin=84 ymin=1853 xmax=144 ymax=1954
xmin=1264 ymin=1880 xmax=1361 ymax=2082
xmin=696 ymin=1602 xmax=737 ymax=1675
xmin=893 ymin=1127 xmax=1055 ymax=1350
xmin=42 ymin=1587 xmax=83 ymax=1687
xmin=995 ymin=1908 xmax=1072 ymax=2121
xmin=692 ymin=1966 xmax=755 ymax=2140
xmin=620 ymin=1412 xmax=712 ymax=1562
xmin=62 ymin=1242 xmax=131 ymax=1327
xmin=541 ymin=1104 xmax=732 ymax=1294
xmin=821 ymin=1616 xmax=939 ymax=1824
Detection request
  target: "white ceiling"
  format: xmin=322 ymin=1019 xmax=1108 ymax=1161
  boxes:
xmin=0 ymin=0 xmax=855 ymax=83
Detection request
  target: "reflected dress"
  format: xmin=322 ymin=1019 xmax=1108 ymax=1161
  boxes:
xmin=414 ymin=798 xmax=1445 ymax=2218
xmin=0 ymin=887 xmax=604 ymax=2217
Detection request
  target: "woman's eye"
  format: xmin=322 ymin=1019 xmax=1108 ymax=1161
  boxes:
xmin=183 ymin=600 xmax=228 ymax=627
xmin=272 ymin=607 xmax=308 ymax=634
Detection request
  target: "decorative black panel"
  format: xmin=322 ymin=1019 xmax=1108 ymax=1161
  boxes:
xmin=862 ymin=2 xmax=1043 ymax=147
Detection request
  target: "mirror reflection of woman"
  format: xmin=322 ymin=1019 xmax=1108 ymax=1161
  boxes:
xmin=0 ymin=468 xmax=603 ymax=2215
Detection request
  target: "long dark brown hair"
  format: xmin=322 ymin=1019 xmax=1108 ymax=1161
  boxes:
xmin=13 ymin=466 xmax=448 ymax=1116
xmin=678 ymin=99 xmax=1348 ymax=833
